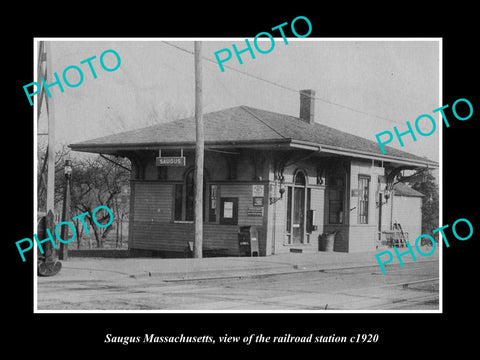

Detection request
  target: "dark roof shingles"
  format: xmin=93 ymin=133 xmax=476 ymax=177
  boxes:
xmin=393 ymin=182 xmax=425 ymax=197
xmin=71 ymin=105 xmax=436 ymax=164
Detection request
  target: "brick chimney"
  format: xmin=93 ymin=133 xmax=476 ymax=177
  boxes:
xmin=299 ymin=89 xmax=315 ymax=124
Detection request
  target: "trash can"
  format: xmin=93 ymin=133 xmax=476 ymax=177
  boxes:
xmin=319 ymin=232 xmax=337 ymax=252
xmin=238 ymin=226 xmax=259 ymax=256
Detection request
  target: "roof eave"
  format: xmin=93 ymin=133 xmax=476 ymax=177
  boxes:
xmin=289 ymin=140 xmax=438 ymax=168
xmin=69 ymin=138 xmax=438 ymax=168
xmin=68 ymin=138 xmax=293 ymax=154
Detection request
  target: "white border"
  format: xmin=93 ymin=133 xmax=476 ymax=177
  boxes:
xmin=33 ymin=37 xmax=442 ymax=314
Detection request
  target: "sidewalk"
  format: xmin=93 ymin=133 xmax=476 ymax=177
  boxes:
xmin=37 ymin=246 xmax=439 ymax=283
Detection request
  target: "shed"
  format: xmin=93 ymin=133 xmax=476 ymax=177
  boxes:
xmin=391 ymin=182 xmax=425 ymax=244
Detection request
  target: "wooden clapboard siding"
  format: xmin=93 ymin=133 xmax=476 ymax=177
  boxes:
xmin=392 ymin=195 xmax=422 ymax=243
xmin=129 ymin=181 xmax=266 ymax=255
xmin=348 ymin=225 xmax=377 ymax=252
xmin=310 ymin=187 xmax=325 ymax=250
xmin=132 ymin=222 xmax=191 ymax=252
xmin=131 ymin=221 xmax=239 ymax=254
xmin=220 ymin=184 xmax=265 ymax=227
xmin=270 ymin=192 xmax=286 ymax=254
xmin=220 ymin=183 xmax=266 ymax=255
xmin=203 ymin=224 xmax=241 ymax=255
xmin=133 ymin=182 xmax=172 ymax=223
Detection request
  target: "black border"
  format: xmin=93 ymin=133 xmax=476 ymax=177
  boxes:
xmin=7 ymin=6 xmax=478 ymax=354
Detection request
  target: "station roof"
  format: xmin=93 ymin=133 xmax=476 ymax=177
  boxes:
xmin=70 ymin=105 xmax=438 ymax=168
xmin=393 ymin=182 xmax=425 ymax=197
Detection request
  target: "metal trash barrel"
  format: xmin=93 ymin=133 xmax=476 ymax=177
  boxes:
xmin=319 ymin=231 xmax=337 ymax=252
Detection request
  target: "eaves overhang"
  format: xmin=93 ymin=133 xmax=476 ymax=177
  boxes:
xmin=69 ymin=138 xmax=438 ymax=168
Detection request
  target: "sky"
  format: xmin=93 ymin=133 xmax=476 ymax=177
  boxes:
xmin=36 ymin=38 xmax=440 ymax=164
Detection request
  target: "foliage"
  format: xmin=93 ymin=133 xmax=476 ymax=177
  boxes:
xmin=37 ymin=145 xmax=131 ymax=248
xmin=408 ymin=169 xmax=439 ymax=242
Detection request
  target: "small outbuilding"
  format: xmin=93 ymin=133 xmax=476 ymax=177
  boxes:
xmin=70 ymin=90 xmax=437 ymax=256
xmin=391 ymin=182 xmax=424 ymax=243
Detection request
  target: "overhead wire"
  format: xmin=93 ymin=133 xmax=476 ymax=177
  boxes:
xmin=161 ymin=40 xmax=429 ymax=129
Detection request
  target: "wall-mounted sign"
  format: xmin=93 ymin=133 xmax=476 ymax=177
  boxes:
xmin=351 ymin=189 xmax=360 ymax=197
xmin=156 ymin=157 xmax=186 ymax=167
xmin=210 ymin=185 xmax=217 ymax=209
xmin=252 ymin=184 xmax=264 ymax=197
xmin=156 ymin=149 xmax=185 ymax=167
xmin=253 ymin=197 xmax=264 ymax=206
xmin=247 ymin=207 xmax=264 ymax=216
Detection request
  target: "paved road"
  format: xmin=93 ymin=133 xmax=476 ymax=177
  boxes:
xmin=37 ymin=259 xmax=439 ymax=311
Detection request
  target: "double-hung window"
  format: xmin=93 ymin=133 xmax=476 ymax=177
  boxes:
xmin=358 ymin=175 xmax=370 ymax=224
xmin=174 ymin=169 xmax=205 ymax=222
xmin=328 ymin=177 xmax=345 ymax=224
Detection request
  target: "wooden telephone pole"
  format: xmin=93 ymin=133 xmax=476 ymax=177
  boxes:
xmin=45 ymin=41 xmax=56 ymax=216
xmin=37 ymin=41 xmax=62 ymax=276
xmin=193 ymin=41 xmax=204 ymax=258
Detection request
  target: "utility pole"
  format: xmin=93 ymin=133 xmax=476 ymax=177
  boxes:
xmin=38 ymin=40 xmax=59 ymax=271
xmin=193 ymin=41 xmax=204 ymax=259
xmin=37 ymin=41 xmax=47 ymax=122
xmin=45 ymin=41 xmax=56 ymax=217
xmin=36 ymin=42 xmax=62 ymax=274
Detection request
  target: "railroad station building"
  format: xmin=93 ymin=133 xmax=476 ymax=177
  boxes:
xmin=70 ymin=90 xmax=438 ymax=257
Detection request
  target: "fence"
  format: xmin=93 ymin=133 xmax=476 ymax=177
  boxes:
xmin=48 ymin=212 xmax=129 ymax=250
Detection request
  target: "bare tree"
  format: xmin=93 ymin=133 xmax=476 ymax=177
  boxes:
xmin=69 ymin=154 xmax=130 ymax=248
xmin=37 ymin=145 xmax=131 ymax=248
xmin=37 ymin=143 xmax=73 ymax=213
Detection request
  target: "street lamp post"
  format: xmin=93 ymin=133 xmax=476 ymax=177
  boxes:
xmin=59 ymin=159 xmax=72 ymax=260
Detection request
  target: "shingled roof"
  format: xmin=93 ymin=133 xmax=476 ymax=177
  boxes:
xmin=70 ymin=105 xmax=438 ymax=167
xmin=393 ymin=182 xmax=425 ymax=197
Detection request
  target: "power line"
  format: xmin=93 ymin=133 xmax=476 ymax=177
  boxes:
xmin=161 ymin=41 xmax=426 ymax=129
xmin=162 ymin=41 xmax=302 ymax=93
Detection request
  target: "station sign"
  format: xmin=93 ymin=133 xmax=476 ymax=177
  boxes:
xmin=156 ymin=157 xmax=186 ymax=167
xmin=156 ymin=148 xmax=186 ymax=167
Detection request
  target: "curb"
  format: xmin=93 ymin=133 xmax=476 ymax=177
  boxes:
xmin=144 ymin=258 xmax=439 ymax=283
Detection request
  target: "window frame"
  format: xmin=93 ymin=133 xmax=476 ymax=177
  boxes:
xmin=328 ymin=176 xmax=345 ymax=225
xmin=285 ymin=170 xmax=311 ymax=245
xmin=219 ymin=197 xmax=238 ymax=225
xmin=357 ymin=174 xmax=370 ymax=224
xmin=173 ymin=168 xmax=207 ymax=223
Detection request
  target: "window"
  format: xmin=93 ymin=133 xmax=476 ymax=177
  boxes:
xmin=220 ymin=197 xmax=238 ymax=225
xmin=209 ymin=184 xmax=217 ymax=222
xmin=185 ymin=169 xmax=195 ymax=221
xmin=328 ymin=177 xmax=345 ymax=224
xmin=358 ymin=175 xmax=370 ymax=224
xmin=294 ymin=171 xmax=306 ymax=186
xmin=174 ymin=169 xmax=206 ymax=222
xmin=286 ymin=187 xmax=292 ymax=234
xmin=174 ymin=184 xmax=183 ymax=221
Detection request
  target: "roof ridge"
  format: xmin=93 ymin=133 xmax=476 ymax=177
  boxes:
xmin=240 ymin=106 xmax=289 ymax=140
